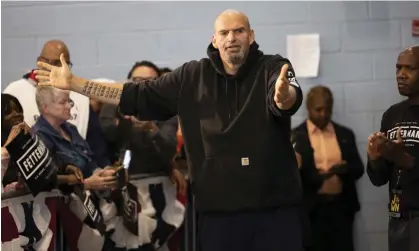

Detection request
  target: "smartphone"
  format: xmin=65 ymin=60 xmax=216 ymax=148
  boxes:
xmin=123 ymin=150 xmax=132 ymax=170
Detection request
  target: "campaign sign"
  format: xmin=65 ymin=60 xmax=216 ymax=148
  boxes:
xmin=5 ymin=131 xmax=58 ymax=196
xmin=73 ymin=185 xmax=106 ymax=235
xmin=121 ymin=183 xmax=139 ymax=235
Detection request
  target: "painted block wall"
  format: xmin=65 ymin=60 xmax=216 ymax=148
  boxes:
xmin=2 ymin=2 xmax=419 ymax=250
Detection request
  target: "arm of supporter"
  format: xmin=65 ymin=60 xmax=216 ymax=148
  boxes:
xmin=292 ymin=130 xmax=326 ymax=192
xmin=267 ymin=55 xmax=303 ymax=116
xmin=147 ymin=116 xmax=178 ymax=164
xmin=333 ymin=130 xmax=365 ymax=181
xmin=69 ymin=62 xmax=194 ymax=121
xmin=367 ymin=157 xmax=393 ymax=186
xmin=366 ymin=111 xmax=393 ymax=186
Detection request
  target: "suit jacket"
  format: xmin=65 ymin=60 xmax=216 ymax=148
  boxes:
xmin=292 ymin=121 xmax=365 ymax=215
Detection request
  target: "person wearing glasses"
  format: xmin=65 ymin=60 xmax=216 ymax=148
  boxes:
xmin=3 ymin=39 xmax=111 ymax=169
xmin=99 ymin=61 xmax=162 ymax=164
xmin=3 ymin=40 xmax=90 ymax=133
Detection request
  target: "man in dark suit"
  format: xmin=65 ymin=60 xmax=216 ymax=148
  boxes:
xmin=292 ymin=85 xmax=364 ymax=251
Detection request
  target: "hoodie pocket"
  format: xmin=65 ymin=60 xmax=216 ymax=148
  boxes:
xmin=193 ymin=155 xmax=264 ymax=210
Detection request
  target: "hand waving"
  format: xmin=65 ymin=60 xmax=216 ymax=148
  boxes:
xmin=34 ymin=53 xmax=72 ymax=90
xmin=274 ymin=64 xmax=291 ymax=104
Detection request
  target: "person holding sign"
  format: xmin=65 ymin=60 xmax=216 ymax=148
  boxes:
xmin=2 ymin=93 xmax=84 ymax=193
xmin=31 ymin=86 xmax=122 ymax=250
xmin=34 ymin=9 xmax=305 ymax=251
xmin=367 ymin=46 xmax=419 ymax=251
xmin=1 ymin=93 xmax=87 ymax=251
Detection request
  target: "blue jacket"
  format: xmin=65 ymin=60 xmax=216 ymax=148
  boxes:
xmin=32 ymin=116 xmax=98 ymax=178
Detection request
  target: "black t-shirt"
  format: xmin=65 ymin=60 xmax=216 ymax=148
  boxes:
xmin=367 ymin=100 xmax=419 ymax=211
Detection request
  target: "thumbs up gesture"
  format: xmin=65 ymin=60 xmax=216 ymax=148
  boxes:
xmin=274 ymin=64 xmax=290 ymax=103
xmin=274 ymin=64 xmax=296 ymax=110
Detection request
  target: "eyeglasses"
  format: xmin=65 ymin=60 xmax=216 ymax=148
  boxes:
xmin=130 ymin=76 xmax=157 ymax=83
xmin=39 ymin=56 xmax=73 ymax=68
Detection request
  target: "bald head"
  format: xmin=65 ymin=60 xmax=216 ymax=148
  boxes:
xmin=396 ymin=45 xmax=419 ymax=98
xmin=38 ymin=40 xmax=70 ymax=67
xmin=399 ymin=45 xmax=419 ymax=64
xmin=212 ymin=9 xmax=254 ymax=70
xmin=306 ymin=86 xmax=334 ymax=130
xmin=306 ymin=86 xmax=333 ymax=108
xmin=214 ymin=9 xmax=250 ymax=32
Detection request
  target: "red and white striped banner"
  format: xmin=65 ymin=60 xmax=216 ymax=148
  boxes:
xmin=1 ymin=191 xmax=58 ymax=251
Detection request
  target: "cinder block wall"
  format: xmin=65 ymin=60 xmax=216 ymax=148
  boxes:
xmin=2 ymin=2 xmax=419 ymax=250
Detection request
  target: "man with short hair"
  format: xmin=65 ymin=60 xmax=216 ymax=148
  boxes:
xmin=292 ymin=85 xmax=364 ymax=251
xmin=36 ymin=9 xmax=305 ymax=251
xmin=367 ymin=46 xmax=419 ymax=251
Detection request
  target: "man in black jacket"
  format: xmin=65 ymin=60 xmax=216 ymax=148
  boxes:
xmin=35 ymin=9 xmax=304 ymax=251
xmin=367 ymin=46 xmax=419 ymax=251
xmin=292 ymin=86 xmax=364 ymax=251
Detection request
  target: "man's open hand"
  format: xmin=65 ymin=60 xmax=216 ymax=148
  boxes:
xmin=35 ymin=53 xmax=72 ymax=90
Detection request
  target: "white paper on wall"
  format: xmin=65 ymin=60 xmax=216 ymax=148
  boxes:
xmin=286 ymin=33 xmax=320 ymax=78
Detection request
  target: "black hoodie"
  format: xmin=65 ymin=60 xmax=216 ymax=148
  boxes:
xmin=119 ymin=42 xmax=304 ymax=212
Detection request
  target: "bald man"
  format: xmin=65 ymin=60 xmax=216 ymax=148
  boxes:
xmin=3 ymin=40 xmax=111 ymax=168
xmin=3 ymin=40 xmax=90 ymax=134
xmin=367 ymin=46 xmax=419 ymax=251
xmin=36 ymin=10 xmax=305 ymax=251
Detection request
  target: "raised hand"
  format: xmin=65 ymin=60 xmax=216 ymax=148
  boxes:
xmin=274 ymin=64 xmax=291 ymax=104
xmin=34 ymin=53 xmax=72 ymax=90
xmin=367 ymin=132 xmax=385 ymax=160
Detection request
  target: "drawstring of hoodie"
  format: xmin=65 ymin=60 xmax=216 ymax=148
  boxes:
xmin=225 ymin=79 xmax=239 ymax=120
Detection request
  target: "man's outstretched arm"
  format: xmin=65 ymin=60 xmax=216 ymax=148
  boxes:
xmin=35 ymin=54 xmax=192 ymax=121
xmin=70 ymin=75 xmax=124 ymax=106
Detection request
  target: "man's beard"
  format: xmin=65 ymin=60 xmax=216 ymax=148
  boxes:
xmin=226 ymin=50 xmax=246 ymax=65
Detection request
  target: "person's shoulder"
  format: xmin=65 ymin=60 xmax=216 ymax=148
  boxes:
xmin=292 ymin=121 xmax=308 ymax=134
xmin=262 ymin=53 xmax=292 ymax=65
xmin=331 ymin=121 xmax=355 ymax=137
xmin=387 ymin=99 xmax=409 ymax=112
xmin=381 ymin=99 xmax=409 ymax=120
xmin=177 ymin=60 xmax=202 ymax=71
xmin=3 ymin=78 xmax=32 ymax=94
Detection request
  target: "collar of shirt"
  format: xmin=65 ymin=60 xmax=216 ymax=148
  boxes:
xmin=307 ymin=119 xmax=335 ymax=135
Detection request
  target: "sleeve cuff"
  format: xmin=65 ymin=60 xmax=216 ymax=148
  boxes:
xmin=270 ymin=85 xmax=303 ymax=116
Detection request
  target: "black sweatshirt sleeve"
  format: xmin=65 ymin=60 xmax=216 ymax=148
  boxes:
xmin=267 ymin=55 xmax=303 ymax=117
xmin=119 ymin=61 xmax=196 ymax=121
xmin=366 ymin=109 xmax=393 ymax=186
